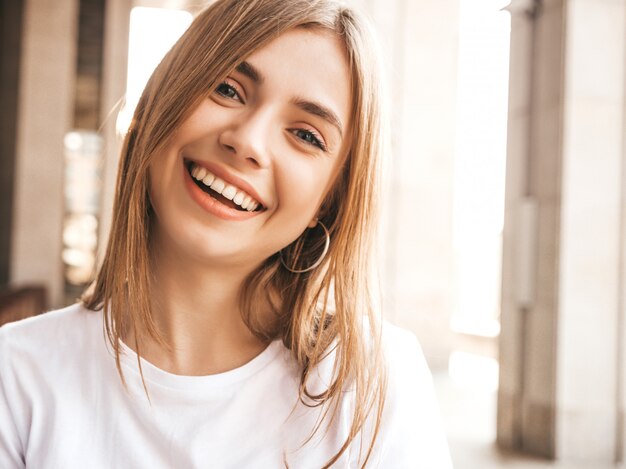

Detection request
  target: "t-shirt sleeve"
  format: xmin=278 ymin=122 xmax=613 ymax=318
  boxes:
xmin=0 ymin=327 xmax=26 ymax=468
xmin=376 ymin=327 xmax=454 ymax=468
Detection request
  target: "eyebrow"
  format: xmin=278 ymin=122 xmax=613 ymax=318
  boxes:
xmin=291 ymin=97 xmax=344 ymax=138
xmin=235 ymin=61 xmax=263 ymax=84
xmin=234 ymin=60 xmax=344 ymax=138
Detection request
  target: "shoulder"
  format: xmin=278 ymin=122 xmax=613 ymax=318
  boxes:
xmin=378 ymin=320 xmax=435 ymax=412
xmin=0 ymin=302 xmax=100 ymax=341
xmin=0 ymin=303 xmax=103 ymax=371
xmin=0 ymin=302 xmax=106 ymax=410
xmin=380 ymin=320 xmax=432 ymax=390
xmin=0 ymin=304 xmax=107 ymax=466
xmin=360 ymin=318 xmax=432 ymax=392
xmin=380 ymin=320 xmax=423 ymax=363
xmin=373 ymin=320 xmax=454 ymax=467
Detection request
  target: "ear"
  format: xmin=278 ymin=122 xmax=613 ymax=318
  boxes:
xmin=307 ymin=217 xmax=318 ymax=229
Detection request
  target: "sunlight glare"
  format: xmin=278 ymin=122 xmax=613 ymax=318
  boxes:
xmin=117 ymin=7 xmax=193 ymax=135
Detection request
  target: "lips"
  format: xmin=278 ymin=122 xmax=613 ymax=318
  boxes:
xmin=182 ymin=158 xmax=267 ymax=221
xmin=187 ymin=162 xmax=262 ymax=212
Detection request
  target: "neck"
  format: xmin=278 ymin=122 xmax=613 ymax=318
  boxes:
xmin=127 ymin=234 xmax=270 ymax=376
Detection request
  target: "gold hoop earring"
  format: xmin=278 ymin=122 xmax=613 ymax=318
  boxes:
xmin=279 ymin=220 xmax=330 ymax=273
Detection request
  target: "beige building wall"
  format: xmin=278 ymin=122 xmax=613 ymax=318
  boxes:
xmin=10 ymin=0 xmax=79 ymax=308
xmin=498 ymin=0 xmax=626 ymax=464
xmin=557 ymin=0 xmax=625 ymax=461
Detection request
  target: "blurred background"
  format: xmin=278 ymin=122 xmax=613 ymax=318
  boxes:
xmin=0 ymin=0 xmax=624 ymax=467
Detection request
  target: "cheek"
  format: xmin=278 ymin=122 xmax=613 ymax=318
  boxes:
xmin=288 ymin=159 xmax=332 ymax=200
xmin=272 ymin=160 xmax=337 ymax=233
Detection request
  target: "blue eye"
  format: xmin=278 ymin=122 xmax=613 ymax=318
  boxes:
xmin=215 ymin=82 xmax=242 ymax=102
xmin=292 ymin=129 xmax=327 ymax=151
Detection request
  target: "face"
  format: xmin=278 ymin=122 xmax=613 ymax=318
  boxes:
xmin=148 ymin=28 xmax=352 ymax=270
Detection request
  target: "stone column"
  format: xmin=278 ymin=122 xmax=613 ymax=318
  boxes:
xmin=97 ymin=0 xmax=131 ymax=266
xmin=0 ymin=0 xmax=25 ymax=287
xmin=498 ymin=0 xmax=564 ymax=457
xmin=557 ymin=0 xmax=625 ymax=462
xmin=498 ymin=0 xmax=626 ymax=463
xmin=10 ymin=0 xmax=79 ymax=308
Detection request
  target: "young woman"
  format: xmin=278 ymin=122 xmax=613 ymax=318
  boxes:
xmin=0 ymin=0 xmax=453 ymax=467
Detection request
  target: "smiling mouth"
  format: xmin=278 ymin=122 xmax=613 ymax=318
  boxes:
xmin=184 ymin=161 xmax=264 ymax=212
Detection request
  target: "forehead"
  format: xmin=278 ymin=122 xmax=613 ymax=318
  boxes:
xmin=243 ymin=28 xmax=353 ymax=136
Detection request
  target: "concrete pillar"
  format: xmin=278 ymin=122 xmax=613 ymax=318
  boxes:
xmin=97 ymin=0 xmax=131 ymax=267
xmin=10 ymin=0 xmax=79 ymax=308
xmin=0 ymin=0 xmax=25 ymax=287
xmin=557 ymin=0 xmax=625 ymax=462
xmin=498 ymin=0 xmax=626 ymax=463
xmin=497 ymin=0 xmax=541 ymax=453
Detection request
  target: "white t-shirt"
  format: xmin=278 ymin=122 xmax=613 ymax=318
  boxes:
xmin=0 ymin=303 xmax=453 ymax=468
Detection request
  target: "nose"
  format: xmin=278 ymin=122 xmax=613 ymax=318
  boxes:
xmin=218 ymin=111 xmax=272 ymax=169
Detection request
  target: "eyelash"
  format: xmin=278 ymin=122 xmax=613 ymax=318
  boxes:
xmin=215 ymin=82 xmax=243 ymax=102
xmin=215 ymin=81 xmax=328 ymax=152
xmin=289 ymin=128 xmax=327 ymax=152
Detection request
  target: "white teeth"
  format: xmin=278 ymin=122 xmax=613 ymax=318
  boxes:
xmin=233 ymin=192 xmax=245 ymax=205
xmin=222 ymin=185 xmax=237 ymax=200
xmin=190 ymin=162 xmax=262 ymax=211
xmin=202 ymin=173 xmax=215 ymax=186
xmin=240 ymin=196 xmax=251 ymax=210
xmin=210 ymin=178 xmax=225 ymax=194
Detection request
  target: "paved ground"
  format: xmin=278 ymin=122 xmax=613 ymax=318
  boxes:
xmin=432 ymin=371 xmax=620 ymax=469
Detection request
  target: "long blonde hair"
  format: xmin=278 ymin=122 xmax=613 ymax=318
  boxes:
xmin=83 ymin=0 xmax=387 ymax=466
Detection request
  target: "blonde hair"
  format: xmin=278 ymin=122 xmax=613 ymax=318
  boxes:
xmin=83 ymin=0 xmax=387 ymax=466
